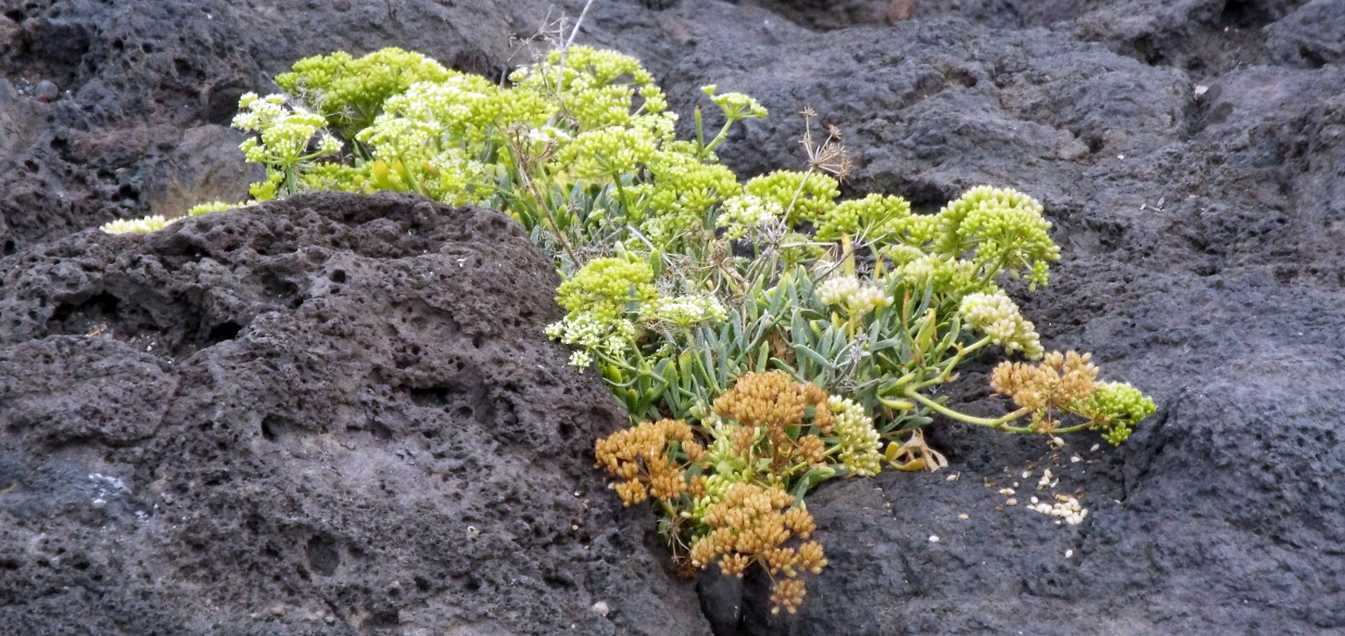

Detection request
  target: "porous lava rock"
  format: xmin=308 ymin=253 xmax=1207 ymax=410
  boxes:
xmin=0 ymin=193 xmax=709 ymax=635
xmin=4 ymin=0 xmax=1345 ymax=634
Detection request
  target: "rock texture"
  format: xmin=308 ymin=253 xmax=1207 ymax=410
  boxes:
xmin=3 ymin=0 xmax=1345 ymax=634
xmin=0 ymin=193 xmax=709 ymax=635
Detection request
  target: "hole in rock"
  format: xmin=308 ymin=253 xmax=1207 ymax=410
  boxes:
xmin=409 ymin=386 xmax=453 ymax=408
xmin=1299 ymin=47 xmax=1326 ymax=69
xmin=260 ymin=414 xmax=291 ymax=442
xmin=205 ymin=321 xmax=242 ymax=345
xmin=50 ymin=291 xmax=121 ymax=331
xmin=305 ymin=535 xmax=341 ymax=576
xmin=1220 ymin=0 xmax=1274 ymax=29
xmin=364 ymin=611 xmax=401 ymax=628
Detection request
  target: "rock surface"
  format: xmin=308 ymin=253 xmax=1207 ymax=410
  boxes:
xmin=0 ymin=193 xmax=709 ymax=635
xmin=3 ymin=0 xmax=1345 ymax=634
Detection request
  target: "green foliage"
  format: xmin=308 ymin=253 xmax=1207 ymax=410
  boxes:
xmin=168 ymin=42 xmax=1150 ymax=449
xmin=275 ymin=48 xmax=453 ymax=139
xmin=156 ymin=43 xmax=1159 ymax=615
xmin=744 ymin=170 xmax=840 ymax=226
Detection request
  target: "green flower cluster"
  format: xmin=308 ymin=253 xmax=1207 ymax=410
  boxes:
xmin=935 ymin=185 xmax=1060 ymax=289
xmin=275 ymin=47 xmax=453 ymax=138
xmin=1078 ymin=382 xmax=1157 ymax=445
xmin=744 ymin=170 xmax=840 ymax=225
xmin=815 ymin=193 xmax=930 ymax=245
xmin=556 ymin=256 xmax=658 ymax=321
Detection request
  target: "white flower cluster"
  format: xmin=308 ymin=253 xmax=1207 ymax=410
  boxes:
xmin=827 ymin=396 xmax=883 ymax=477
xmin=233 ymin=93 xmax=339 ymax=168
xmin=544 ymin=314 xmax=637 ymax=370
xmin=382 ymin=78 xmax=491 ymax=125
xmin=641 ymin=294 xmax=727 ymax=329
xmin=100 ymin=215 xmax=177 ymax=235
xmin=815 ymin=275 xmax=890 ymax=316
xmin=958 ymin=292 xmax=1044 ymax=359
xmin=716 ymin=194 xmax=782 ymax=241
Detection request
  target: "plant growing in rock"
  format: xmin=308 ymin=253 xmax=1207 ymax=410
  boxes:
xmin=108 ymin=42 xmax=1157 ymax=614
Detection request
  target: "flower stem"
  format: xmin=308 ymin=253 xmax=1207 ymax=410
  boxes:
xmin=903 ymin=387 xmax=1031 ymax=430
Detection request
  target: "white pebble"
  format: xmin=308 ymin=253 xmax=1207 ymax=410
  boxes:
xmin=929 ymin=534 xmax=940 ymax=543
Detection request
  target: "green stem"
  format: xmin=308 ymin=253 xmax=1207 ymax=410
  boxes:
xmin=911 ymin=336 xmax=993 ymax=390
xmin=703 ymin=117 xmax=739 ymax=156
xmin=903 ymin=387 xmax=1032 ymax=430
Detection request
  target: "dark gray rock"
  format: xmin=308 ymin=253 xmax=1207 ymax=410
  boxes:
xmin=4 ymin=0 xmax=1345 ymax=633
xmin=1267 ymin=0 xmax=1345 ymax=68
xmin=0 ymin=193 xmax=710 ymax=635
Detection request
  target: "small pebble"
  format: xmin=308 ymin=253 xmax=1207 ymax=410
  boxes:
xmin=1005 ymin=498 xmax=1018 ymax=506
xmin=35 ymin=80 xmax=59 ymax=102
xmin=958 ymin=513 xmax=969 ymax=520
xmin=929 ymin=534 xmax=940 ymax=543
xmin=1090 ymin=444 xmax=1101 ymax=452
xmin=1070 ymin=455 xmax=1083 ymax=463
xmin=590 ymin=601 xmax=610 ymax=617
xmin=998 ymin=487 xmax=1015 ymax=496
xmin=1065 ymin=549 xmax=1074 ymax=558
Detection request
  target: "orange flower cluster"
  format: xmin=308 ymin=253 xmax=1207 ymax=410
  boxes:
xmin=595 ymin=419 xmax=707 ymax=506
xmin=711 ymin=372 xmax=832 ymax=479
xmin=990 ymin=350 xmax=1099 ymax=432
xmin=688 ymin=482 xmax=827 ymax=615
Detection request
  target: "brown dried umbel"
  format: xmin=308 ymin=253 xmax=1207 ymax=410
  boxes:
xmin=594 ymin=418 xmax=707 ymax=507
xmin=990 ymin=350 xmax=1098 ymax=432
xmin=689 ymin=482 xmax=827 ymax=615
xmin=711 ymin=371 xmax=832 ymax=481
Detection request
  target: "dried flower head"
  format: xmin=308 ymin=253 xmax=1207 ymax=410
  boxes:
xmin=595 ymin=418 xmax=704 ymax=506
xmin=688 ymin=483 xmax=827 ymax=615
